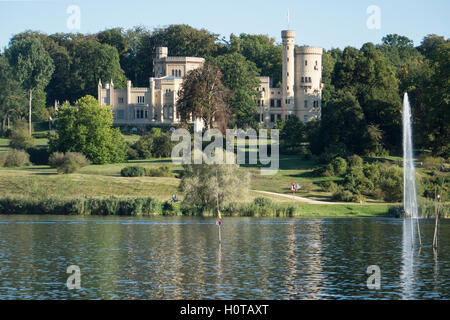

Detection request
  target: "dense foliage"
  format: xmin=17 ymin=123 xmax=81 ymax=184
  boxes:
xmin=0 ymin=25 xmax=448 ymax=157
xmin=48 ymin=95 xmax=127 ymax=164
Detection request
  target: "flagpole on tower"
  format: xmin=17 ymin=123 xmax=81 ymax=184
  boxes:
xmin=287 ymin=8 xmax=290 ymax=29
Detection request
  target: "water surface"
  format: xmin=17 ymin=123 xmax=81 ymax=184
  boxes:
xmin=0 ymin=216 xmax=448 ymax=299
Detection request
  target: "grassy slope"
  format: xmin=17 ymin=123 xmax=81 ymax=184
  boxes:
xmin=0 ymin=136 xmax=394 ymax=216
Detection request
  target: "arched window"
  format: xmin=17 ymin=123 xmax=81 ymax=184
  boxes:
xmin=172 ymin=70 xmax=175 ymax=76
xmin=178 ymin=69 xmax=182 ymax=77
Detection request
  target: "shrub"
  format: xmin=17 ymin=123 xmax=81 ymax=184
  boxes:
xmin=320 ymin=181 xmax=339 ymax=193
xmin=120 ymin=166 xmax=146 ymax=177
xmin=1 ymin=150 xmax=30 ymax=167
xmin=145 ymin=166 xmax=173 ymax=177
xmin=331 ymin=157 xmax=347 ymax=176
xmin=49 ymin=152 xmax=90 ymax=174
xmin=378 ymin=165 xmax=403 ymax=202
xmin=152 ymin=134 xmax=173 ymax=158
xmin=127 ymin=146 xmax=140 ymax=160
xmin=347 ymin=154 xmax=363 ymax=169
xmin=420 ymin=156 xmax=445 ymax=170
xmin=332 ymin=188 xmax=354 ymax=202
xmin=57 ymin=159 xmax=79 ymax=174
xmin=9 ymin=127 xmax=34 ymax=149
xmin=48 ymin=152 xmax=66 ymax=168
xmin=131 ymin=134 xmax=153 ymax=159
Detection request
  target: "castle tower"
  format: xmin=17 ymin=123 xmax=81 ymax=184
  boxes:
xmin=281 ymin=30 xmax=295 ymax=120
xmin=294 ymin=46 xmax=323 ymax=122
xmin=155 ymin=47 xmax=168 ymax=59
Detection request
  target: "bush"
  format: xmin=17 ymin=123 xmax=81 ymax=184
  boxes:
xmin=131 ymin=134 xmax=153 ymax=159
xmin=378 ymin=165 xmax=403 ymax=202
xmin=48 ymin=152 xmax=66 ymax=168
xmin=145 ymin=166 xmax=173 ymax=177
xmin=120 ymin=166 xmax=146 ymax=177
xmin=332 ymin=188 xmax=354 ymax=202
xmin=9 ymin=127 xmax=34 ymax=149
xmin=49 ymin=152 xmax=90 ymax=174
xmin=152 ymin=134 xmax=173 ymax=158
xmin=27 ymin=147 xmax=50 ymax=165
xmin=331 ymin=157 xmax=347 ymax=176
xmin=320 ymin=181 xmax=339 ymax=193
xmin=1 ymin=150 xmax=31 ymax=167
xmin=347 ymin=154 xmax=363 ymax=169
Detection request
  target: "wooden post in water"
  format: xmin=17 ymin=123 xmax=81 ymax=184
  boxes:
xmin=433 ymin=194 xmax=440 ymax=249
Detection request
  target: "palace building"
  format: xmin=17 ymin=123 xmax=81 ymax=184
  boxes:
xmin=97 ymin=30 xmax=323 ymax=127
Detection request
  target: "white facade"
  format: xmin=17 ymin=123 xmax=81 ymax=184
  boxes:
xmin=257 ymin=30 xmax=323 ymax=126
xmin=98 ymin=30 xmax=323 ymax=127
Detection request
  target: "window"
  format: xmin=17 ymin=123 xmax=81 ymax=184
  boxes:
xmin=270 ymin=114 xmax=275 ymax=122
xmin=301 ymin=77 xmax=304 ymax=83
xmin=138 ymin=96 xmax=145 ymax=104
xmin=118 ymin=97 xmax=124 ymax=104
xmin=262 ymin=87 xmax=265 ymax=92
xmin=304 ymin=100 xmax=308 ymax=108
xmin=179 ymin=69 xmax=182 ymax=77
xmin=309 ymin=77 xmax=312 ymax=83
xmin=287 ymin=86 xmax=289 ymax=90
xmin=117 ymin=109 xmax=125 ymax=120
xmin=270 ymin=99 xmax=275 ymax=107
xmin=257 ymin=100 xmax=261 ymax=106
xmin=172 ymin=70 xmax=175 ymax=76
xmin=277 ymin=114 xmax=281 ymax=120
xmin=261 ymin=100 xmax=264 ymax=106
xmin=305 ymin=60 xmax=308 ymax=66
xmin=304 ymin=115 xmax=308 ymax=122
xmin=277 ymin=99 xmax=281 ymax=107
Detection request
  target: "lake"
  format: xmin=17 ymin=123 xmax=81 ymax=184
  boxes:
xmin=0 ymin=216 xmax=448 ymax=299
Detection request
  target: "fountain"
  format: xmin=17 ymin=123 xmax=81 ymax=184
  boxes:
xmin=401 ymin=93 xmax=420 ymax=298
xmin=402 ymin=93 xmax=419 ymax=218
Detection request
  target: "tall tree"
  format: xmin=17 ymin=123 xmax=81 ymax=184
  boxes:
xmin=6 ymin=38 xmax=54 ymax=135
xmin=70 ymin=39 xmax=126 ymax=101
xmin=211 ymin=52 xmax=261 ymax=129
xmin=177 ymin=64 xmax=232 ymax=131
xmin=0 ymin=56 xmax=27 ymax=132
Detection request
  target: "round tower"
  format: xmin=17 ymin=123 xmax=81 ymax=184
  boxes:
xmin=294 ymin=46 xmax=323 ymax=122
xmin=281 ymin=30 xmax=295 ymax=120
xmin=155 ymin=47 xmax=168 ymax=59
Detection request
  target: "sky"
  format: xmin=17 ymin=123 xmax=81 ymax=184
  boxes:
xmin=0 ymin=0 xmax=448 ymax=51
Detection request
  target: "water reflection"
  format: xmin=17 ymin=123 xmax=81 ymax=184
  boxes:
xmin=0 ymin=216 xmax=448 ymax=300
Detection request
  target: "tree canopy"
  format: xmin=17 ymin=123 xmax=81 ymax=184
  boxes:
xmin=48 ymin=95 xmax=126 ymax=164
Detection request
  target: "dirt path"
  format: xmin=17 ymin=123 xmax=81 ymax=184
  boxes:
xmin=252 ymin=190 xmax=385 ymax=205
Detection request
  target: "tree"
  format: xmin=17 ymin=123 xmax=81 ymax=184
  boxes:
xmin=227 ymin=34 xmax=282 ymax=87
xmin=179 ymin=160 xmax=250 ymax=213
xmin=177 ymin=64 xmax=232 ymax=131
xmin=423 ymin=41 xmax=450 ymax=157
xmin=48 ymin=95 xmax=127 ymax=164
xmin=6 ymin=38 xmax=54 ymax=135
xmin=279 ymin=115 xmax=306 ymax=154
xmin=314 ymin=92 xmax=368 ymax=156
xmin=211 ymin=52 xmax=261 ymax=129
xmin=0 ymin=56 xmax=27 ymax=133
xmin=70 ymin=40 xmax=126 ymax=100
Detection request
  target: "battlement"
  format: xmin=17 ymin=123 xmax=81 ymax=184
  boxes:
xmin=295 ymin=46 xmax=323 ymax=55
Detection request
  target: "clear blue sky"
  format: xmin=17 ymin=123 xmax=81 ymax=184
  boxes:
xmin=0 ymin=0 xmax=448 ymax=51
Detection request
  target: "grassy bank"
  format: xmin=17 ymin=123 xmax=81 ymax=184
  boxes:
xmin=0 ymin=196 xmax=392 ymax=217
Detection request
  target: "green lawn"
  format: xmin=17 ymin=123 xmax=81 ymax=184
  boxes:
xmin=0 ymin=135 xmax=398 ymax=216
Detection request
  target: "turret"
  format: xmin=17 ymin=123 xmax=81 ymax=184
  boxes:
xmin=281 ymin=30 xmax=295 ymax=120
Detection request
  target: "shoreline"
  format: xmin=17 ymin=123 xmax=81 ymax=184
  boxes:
xmin=0 ymin=196 xmax=396 ymax=217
